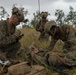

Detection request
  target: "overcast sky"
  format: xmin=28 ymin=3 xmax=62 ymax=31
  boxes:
xmin=0 ymin=0 xmax=76 ymax=21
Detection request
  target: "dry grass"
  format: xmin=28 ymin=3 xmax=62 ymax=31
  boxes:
xmin=20 ymin=27 xmax=50 ymax=49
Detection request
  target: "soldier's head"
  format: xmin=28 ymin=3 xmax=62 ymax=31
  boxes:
xmin=11 ymin=7 xmax=24 ymax=26
xmin=41 ymin=11 xmax=48 ymax=19
xmin=44 ymin=20 xmax=57 ymax=36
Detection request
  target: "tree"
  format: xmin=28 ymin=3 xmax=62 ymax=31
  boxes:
xmin=65 ymin=6 xmax=76 ymax=27
xmin=65 ymin=6 xmax=74 ymax=25
xmin=31 ymin=10 xmax=40 ymax=28
xmin=72 ymin=12 xmax=76 ymax=27
xmin=55 ymin=9 xmax=65 ymax=25
xmin=0 ymin=6 xmax=9 ymax=20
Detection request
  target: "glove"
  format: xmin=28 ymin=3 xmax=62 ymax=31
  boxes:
xmin=14 ymin=30 xmax=24 ymax=41
xmin=17 ymin=34 xmax=24 ymax=40
xmin=14 ymin=30 xmax=22 ymax=37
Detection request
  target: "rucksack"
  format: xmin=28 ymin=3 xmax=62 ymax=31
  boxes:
xmin=8 ymin=62 xmax=31 ymax=75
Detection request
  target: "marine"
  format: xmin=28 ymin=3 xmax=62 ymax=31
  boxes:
xmin=0 ymin=7 xmax=25 ymax=61
xmin=36 ymin=11 xmax=49 ymax=40
xmin=30 ymin=20 xmax=76 ymax=74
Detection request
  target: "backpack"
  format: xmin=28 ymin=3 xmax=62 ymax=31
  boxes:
xmin=8 ymin=62 xmax=31 ymax=75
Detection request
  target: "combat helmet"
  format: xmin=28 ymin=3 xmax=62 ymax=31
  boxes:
xmin=44 ymin=20 xmax=56 ymax=33
xmin=12 ymin=7 xmax=24 ymax=22
xmin=40 ymin=11 xmax=48 ymax=18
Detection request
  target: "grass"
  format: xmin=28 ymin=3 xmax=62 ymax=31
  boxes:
xmin=20 ymin=27 xmax=50 ymax=49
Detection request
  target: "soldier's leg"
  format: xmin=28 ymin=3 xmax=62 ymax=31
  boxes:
xmin=6 ymin=42 xmax=21 ymax=59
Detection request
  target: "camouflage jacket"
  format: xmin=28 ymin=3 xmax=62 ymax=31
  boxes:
xmin=48 ymin=25 xmax=76 ymax=51
xmin=36 ymin=19 xmax=48 ymax=32
xmin=0 ymin=20 xmax=17 ymax=48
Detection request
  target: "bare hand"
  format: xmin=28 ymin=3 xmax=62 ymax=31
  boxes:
xmin=31 ymin=48 xmax=39 ymax=54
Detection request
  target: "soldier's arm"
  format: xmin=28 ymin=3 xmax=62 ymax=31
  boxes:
xmin=0 ymin=25 xmax=17 ymax=47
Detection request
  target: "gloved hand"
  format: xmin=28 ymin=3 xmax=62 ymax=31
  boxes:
xmin=17 ymin=34 xmax=24 ymax=40
xmin=14 ymin=30 xmax=22 ymax=37
xmin=14 ymin=30 xmax=24 ymax=40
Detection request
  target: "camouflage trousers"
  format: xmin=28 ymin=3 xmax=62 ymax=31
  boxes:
xmin=0 ymin=42 xmax=21 ymax=60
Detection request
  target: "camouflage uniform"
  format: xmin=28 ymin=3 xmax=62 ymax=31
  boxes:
xmin=31 ymin=22 xmax=76 ymax=68
xmin=0 ymin=20 xmax=21 ymax=60
xmin=44 ymin=22 xmax=76 ymax=67
xmin=0 ymin=7 xmax=25 ymax=60
xmin=36 ymin=12 xmax=49 ymax=40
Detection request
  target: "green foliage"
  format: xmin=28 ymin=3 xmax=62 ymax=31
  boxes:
xmin=55 ymin=9 xmax=65 ymax=25
xmin=0 ymin=6 xmax=9 ymax=19
xmin=31 ymin=19 xmax=37 ymax=28
xmin=1 ymin=5 xmax=76 ymax=27
xmin=66 ymin=6 xmax=76 ymax=26
xmin=55 ymin=6 xmax=76 ymax=26
xmin=31 ymin=10 xmax=41 ymax=28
